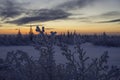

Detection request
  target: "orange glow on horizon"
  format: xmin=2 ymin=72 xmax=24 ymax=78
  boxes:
xmin=0 ymin=27 xmax=120 ymax=35
xmin=0 ymin=21 xmax=120 ymax=35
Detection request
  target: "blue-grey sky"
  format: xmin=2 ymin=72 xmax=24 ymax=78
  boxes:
xmin=0 ymin=0 xmax=120 ymax=34
xmin=0 ymin=0 xmax=120 ymax=24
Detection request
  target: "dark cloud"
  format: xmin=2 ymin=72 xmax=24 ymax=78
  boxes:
xmin=56 ymin=0 xmax=96 ymax=10
xmin=98 ymin=11 xmax=120 ymax=18
xmin=0 ymin=0 xmax=71 ymax=25
xmin=98 ymin=19 xmax=120 ymax=23
xmin=45 ymin=28 xmax=55 ymax=30
xmin=81 ymin=11 xmax=120 ymax=20
xmin=0 ymin=28 xmax=18 ymax=30
xmin=0 ymin=0 xmax=24 ymax=20
xmin=0 ymin=25 xmax=2 ymax=27
xmin=73 ymin=11 xmax=120 ymax=23
xmin=102 ymin=11 xmax=120 ymax=16
xmin=6 ymin=9 xmax=71 ymax=25
xmin=0 ymin=0 xmax=97 ymax=25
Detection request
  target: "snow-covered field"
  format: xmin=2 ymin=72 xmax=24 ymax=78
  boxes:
xmin=0 ymin=43 xmax=120 ymax=66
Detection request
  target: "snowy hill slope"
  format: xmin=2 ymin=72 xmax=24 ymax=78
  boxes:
xmin=0 ymin=43 xmax=120 ymax=66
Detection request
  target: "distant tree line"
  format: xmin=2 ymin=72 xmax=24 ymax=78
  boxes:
xmin=57 ymin=32 xmax=120 ymax=47
xmin=0 ymin=31 xmax=120 ymax=47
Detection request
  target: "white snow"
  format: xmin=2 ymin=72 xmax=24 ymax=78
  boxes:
xmin=0 ymin=43 xmax=120 ymax=66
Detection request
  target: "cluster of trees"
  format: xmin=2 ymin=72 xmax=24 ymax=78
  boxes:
xmin=0 ymin=33 xmax=34 ymax=46
xmin=0 ymin=43 xmax=120 ymax=80
xmin=57 ymin=32 xmax=120 ymax=47
xmin=0 ymin=31 xmax=120 ymax=47
xmin=91 ymin=33 xmax=120 ymax=47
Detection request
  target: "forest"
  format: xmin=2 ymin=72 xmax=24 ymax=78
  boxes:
xmin=0 ymin=31 xmax=120 ymax=80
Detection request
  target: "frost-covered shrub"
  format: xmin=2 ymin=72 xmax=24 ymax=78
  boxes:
xmin=0 ymin=50 xmax=34 ymax=80
xmin=60 ymin=44 xmax=120 ymax=80
xmin=0 ymin=43 xmax=120 ymax=80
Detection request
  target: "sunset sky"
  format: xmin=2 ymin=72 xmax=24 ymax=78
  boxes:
xmin=0 ymin=0 xmax=120 ymax=34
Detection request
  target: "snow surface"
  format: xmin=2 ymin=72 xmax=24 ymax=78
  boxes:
xmin=0 ymin=43 xmax=120 ymax=66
